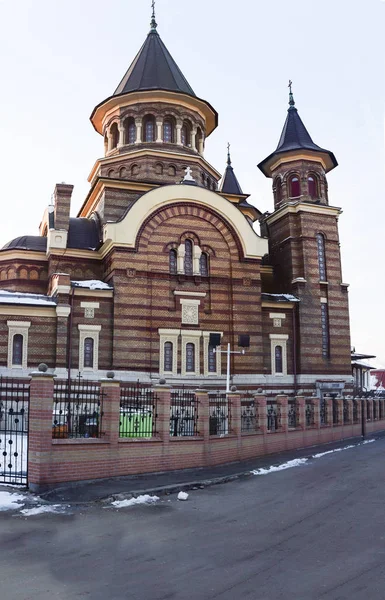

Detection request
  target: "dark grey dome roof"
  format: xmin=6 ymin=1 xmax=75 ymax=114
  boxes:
xmin=2 ymin=236 xmax=47 ymax=251
xmin=68 ymin=218 xmax=100 ymax=250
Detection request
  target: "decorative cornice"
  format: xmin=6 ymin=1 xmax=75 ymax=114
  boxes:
xmin=265 ymin=201 xmax=341 ymax=226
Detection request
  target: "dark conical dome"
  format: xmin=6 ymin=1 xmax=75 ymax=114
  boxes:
xmin=220 ymin=147 xmax=243 ymax=195
xmin=114 ymin=28 xmax=195 ymax=98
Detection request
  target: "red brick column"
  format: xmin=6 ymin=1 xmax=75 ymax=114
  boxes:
xmin=28 ymin=372 xmax=55 ymax=492
xmin=336 ymin=398 xmax=344 ymax=425
xmin=326 ymin=397 xmax=333 ymax=426
xmin=195 ymin=390 xmax=209 ymax=463
xmin=153 ymin=385 xmax=171 ymax=443
xmin=257 ymin=396 xmax=267 ymax=434
xmin=277 ymin=395 xmax=288 ymax=433
xmin=100 ymin=378 xmax=121 ymax=443
xmin=296 ymin=396 xmax=305 ymax=429
xmin=313 ymin=397 xmax=321 ymax=429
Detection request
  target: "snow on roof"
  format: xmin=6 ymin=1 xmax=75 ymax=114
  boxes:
xmin=262 ymin=293 xmax=300 ymax=303
xmin=0 ymin=290 xmax=57 ymax=306
xmin=71 ymin=280 xmax=113 ymax=291
xmin=352 ymin=360 xmax=376 ymax=370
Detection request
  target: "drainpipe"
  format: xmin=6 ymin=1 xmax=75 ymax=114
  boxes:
xmin=67 ymin=286 xmax=75 ymax=391
xmin=292 ymin=305 xmax=298 ymax=396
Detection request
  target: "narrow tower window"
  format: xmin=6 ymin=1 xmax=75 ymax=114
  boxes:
xmin=144 ymin=116 xmax=155 ymax=142
xmin=275 ymin=178 xmax=282 ymax=203
xmin=321 ymin=304 xmax=330 ymax=358
xmin=184 ymin=239 xmax=193 ymax=276
xmin=84 ymin=337 xmax=94 ymax=369
xmin=126 ymin=118 xmax=136 ymax=144
xmin=208 ymin=344 xmax=217 ymax=373
xmin=181 ymin=122 xmax=191 ymax=146
xmin=110 ymin=123 xmax=119 ymax=149
xmin=316 ymin=233 xmax=327 ymax=281
xmin=169 ymin=249 xmax=177 ymax=275
xmin=289 ymin=175 xmax=300 ymax=198
xmin=200 ymin=253 xmax=209 ymax=277
xmin=186 ymin=343 xmax=195 ymax=373
xmin=164 ymin=342 xmax=173 ymax=372
xmin=163 ymin=120 xmax=173 ymax=143
xmin=275 ymin=345 xmax=283 ymax=374
xmin=308 ymin=175 xmax=318 ymax=198
xmin=12 ymin=334 xmax=23 ymax=366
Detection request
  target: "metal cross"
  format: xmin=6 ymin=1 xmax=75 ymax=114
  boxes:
xmin=151 ymin=0 xmax=156 ymax=17
xmin=288 ymin=80 xmax=293 ymax=93
xmin=227 ymin=142 xmax=230 ymax=153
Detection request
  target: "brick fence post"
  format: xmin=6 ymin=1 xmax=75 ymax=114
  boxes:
xmin=195 ymin=389 xmax=209 ymax=464
xmin=257 ymin=396 xmax=267 ymax=434
xmin=296 ymin=396 xmax=305 ymax=429
xmin=153 ymin=383 xmax=171 ymax=444
xmin=326 ymin=396 xmax=333 ymax=426
xmin=100 ymin=377 xmax=121 ymax=443
xmin=28 ymin=370 xmax=55 ymax=493
xmin=336 ymin=397 xmax=344 ymax=425
xmin=277 ymin=395 xmax=288 ymax=433
xmin=313 ymin=397 xmax=321 ymax=429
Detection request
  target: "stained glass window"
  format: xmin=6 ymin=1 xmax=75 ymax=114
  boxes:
xmin=186 ymin=343 xmax=195 ymax=372
xmin=127 ymin=120 xmax=136 ymax=144
xmin=308 ymin=176 xmax=317 ymax=198
xmin=316 ymin=233 xmax=327 ymax=281
xmin=289 ymin=175 xmax=300 ymax=198
xmin=163 ymin=120 xmax=173 ymax=143
xmin=169 ymin=250 xmax=177 ymax=275
xmin=208 ymin=345 xmax=216 ymax=373
xmin=12 ymin=334 xmax=23 ymax=366
xmin=184 ymin=240 xmax=193 ymax=276
xmin=84 ymin=337 xmax=94 ymax=369
xmin=275 ymin=345 xmax=283 ymax=374
xmin=144 ymin=118 xmax=155 ymax=142
xmin=200 ymin=253 xmax=208 ymax=277
xmin=164 ymin=342 xmax=173 ymax=372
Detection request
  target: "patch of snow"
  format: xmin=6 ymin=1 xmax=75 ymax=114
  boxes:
xmin=20 ymin=505 xmax=64 ymax=516
xmin=0 ymin=491 xmax=25 ymax=511
xmin=111 ymin=494 xmax=159 ymax=509
xmin=312 ymin=444 xmax=356 ymax=459
xmin=0 ymin=290 xmax=56 ymax=306
xmin=177 ymin=492 xmax=189 ymax=501
xmin=362 ymin=439 xmax=375 ymax=445
xmin=251 ymin=458 xmax=308 ymax=476
xmin=71 ymin=280 xmax=113 ymax=291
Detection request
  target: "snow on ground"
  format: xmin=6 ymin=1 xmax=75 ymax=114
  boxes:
xmin=251 ymin=458 xmax=308 ymax=476
xmin=111 ymin=495 xmax=160 ymax=509
xmin=20 ymin=505 xmax=65 ymax=516
xmin=177 ymin=492 xmax=189 ymax=501
xmin=0 ymin=491 xmax=25 ymax=511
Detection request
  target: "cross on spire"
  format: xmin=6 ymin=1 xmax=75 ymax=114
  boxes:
xmin=227 ymin=142 xmax=231 ymax=165
xmin=288 ymin=79 xmax=295 ymax=107
xmin=150 ymin=0 xmax=157 ymax=30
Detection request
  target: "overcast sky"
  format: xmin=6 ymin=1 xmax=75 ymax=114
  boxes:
xmin=0 ymin=0 xmax=384 ymax=367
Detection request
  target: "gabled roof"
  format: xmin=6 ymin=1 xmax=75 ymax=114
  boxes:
xmin=114 ymin=26 xmax=195 ymax=98
xmin=258 ymin=88 xmax=338 ymax=177
xmin=220 ymin=148 xmax=243 ymax=195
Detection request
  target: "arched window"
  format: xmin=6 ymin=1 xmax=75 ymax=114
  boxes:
xmin=84 ymin=337 xmax=94 ymax=369
xmin=275 ymin=345 xmax=283 ymax=374
xmin=289 ymin=175 xmax=300 ymax=198
xmin=168 ymin=165 xmax=176 ymax=176
xmin=206 ymin=178 xmax=211 ymax=190
xmin=196 ymin=128 xmax=202 ymax=151
xmin=308 ymin=175 xmax=318 ymax=198
xmin=169 ymin=249 xmax=177 ymax=275
xmin=275 ymin=178 xmax=282 ymax=203
xmin=131 ymin=164 xmax=139 ymax=176
xmin=186 ymin=343 xmax=195 ymax=373
xmin=119 ymin=167 xmax=127 ymax=178
xmin=164 ymin=342 xmax=173 ymax=372
xmin=125 ymin=118 xmax=136 ymax=144
xmin=155 ymin=163 xmax=163 ymax=175
xmin=144 ymin=116 xmax=155 ymax=142
xmin=184 ymin=239 xmax=193 ymax=276
xmin=12 ymin=334 xmax=23 ymax=366
xmin=316 ymin=233 xmax=327 ymax=281
xmin=163 ymin=120 xmax=174 ymax=143
xmin=181 ymin=122 xmax=191 ymax=146
xmin=110 ymin=123 xmax=119 ymax=149
xmin=200 ymin=253 xmax=209 ymax=277
xmin=321 ymin=304 xmax=330 ymax=358
xmin=104 ymin=134 xmax=108 ymax=154
xmin=208 ymin=344 xmax=216 ymax=373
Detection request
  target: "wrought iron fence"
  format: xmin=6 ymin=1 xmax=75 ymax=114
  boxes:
xmin=209 ymin=392 xmax=231 ymax=436
xmin=366 ymin=400 xmax=371 ymax=421
xmin=305 ymin=401 xmax=314 ymax=427
xmin=267 ymin=402 xmax=281 ymax=432
xmin=353 ymin=400 xmax=359 ymax=424
xmin=241 ymin=395 xmax=259 ymax=433
xmin=288 ymin=400 xmax=298 ymax=428
xmin=120 ymin=382 xmax=158 ymax=438
xmin=343 ymin=400 xmax=349 ymax=424
xmin=332 ymin=399 xmax=339 ymax=425
xmin=373 ymin=400 xmax=377 ymax=420
xmin=320 ymin=399 xmax=328 ymax=425
xmin=0 ymin=377 xmax=30 ymax=485
xmin=170 ymin=388 xmax=199 ymax=437
xmin=53 ymin=378 xmax=104 ymax=439
xmin=379 ymin=400 xmax=383 ymax=420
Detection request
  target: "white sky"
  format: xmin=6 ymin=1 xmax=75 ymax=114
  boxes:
xmin=0 ymin=0 xmax=384 ymax=366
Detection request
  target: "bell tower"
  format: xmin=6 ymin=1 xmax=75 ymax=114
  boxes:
xmin=258 ymin=85 xmax=351 ymax=381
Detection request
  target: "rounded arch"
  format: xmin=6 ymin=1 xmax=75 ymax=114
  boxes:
xmin=104 ymin=185 xmax=268 ymax=260
xmin=163 ymin=116 xmax=176 ymax=143
xmin=179 ymin=231 xmax=201 ymax=246
xmin=181 ymin=120 xmax=192 ymax=147
xmin=288 ymin=173 xmax=301 ymax=198
xmin=168 ymin=164 xmax=177 ymax=177
xmin=131 ymin=164 xmax=140 ymax=176
xmin=119 ymin=166 xmax=127 ymax=178
xmin=107 ymin=169 xmax=115 ymax=178
xmin=124 ymin=116 xmax=136 ymax=145
xmin=30 ymin=269 xmax=39 ymax=280
xmin=155 ymin=163 xmax=164 ymax=175
xmin=307 ymin=172 xmax=319 ymax=198
xmin=110 ymin=122 xmax=119 ymax=149
xmin=143 ymin=114 xmax=156 ymax=142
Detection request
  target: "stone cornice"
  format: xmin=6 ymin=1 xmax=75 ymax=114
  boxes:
xmin=265 ymin=201 xmax=342 ymax=226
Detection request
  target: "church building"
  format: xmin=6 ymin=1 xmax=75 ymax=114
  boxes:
xmin=0 ymin=9 xmax=352 ymax=399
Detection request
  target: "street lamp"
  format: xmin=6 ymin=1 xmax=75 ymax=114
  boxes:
xmin=209 ymin=334 xmax=250 ymax=393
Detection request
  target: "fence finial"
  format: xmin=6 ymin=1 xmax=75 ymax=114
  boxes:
xmin=38 ymin=363 xmax=48 ymax=372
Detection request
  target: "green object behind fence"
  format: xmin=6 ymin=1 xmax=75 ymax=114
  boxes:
xmin=120 ymin=411 xmax=153 ymax=438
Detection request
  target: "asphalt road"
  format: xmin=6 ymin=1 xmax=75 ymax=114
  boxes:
xmin=1 ymin=437 xmax=385 ymax=600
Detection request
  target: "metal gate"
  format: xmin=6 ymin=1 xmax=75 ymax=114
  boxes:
xmin=0 ymin=378 xmax=29 ymax=485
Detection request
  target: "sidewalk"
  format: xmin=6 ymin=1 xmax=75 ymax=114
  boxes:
xmin=23 ymin=432 xmax=382 ymax=505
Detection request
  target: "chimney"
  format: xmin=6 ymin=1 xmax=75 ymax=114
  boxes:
xmin=54 ymin=183 xmax=74 ymax=231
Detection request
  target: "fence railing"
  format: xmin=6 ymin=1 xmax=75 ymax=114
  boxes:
xmin=320 ymin=400 xmax=328 ymax=425
xmin=353 ymin=400 xmax=359 ymax=423
xmin=343 ymin=400 xmax=349 ymax=424
xmin=170 ymin=389 xmax=199 ymax=437
xmin=305 ymin=401 xmax=315 ymax=427
xmin=119 ymin=383 xmax=158 ymax=438
xmin=373 ymin=400 xmax=377 ymax=420
xmin=267 ymin=402 xmax=281 ymax=432
xmin=209 ymin=392 xmax=231 ymax=436
xmin=0 ymin=377 xmax=30 ymax=485
xmin=332 ymin=399 xmax=339 ymax=425
xmin=53 ymin=379 xmax=104 ymax=439
xmin=288 ymin=400 xmax=298 ymax=429
xmin=241 ymin=395 xmax=259 ymax=433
